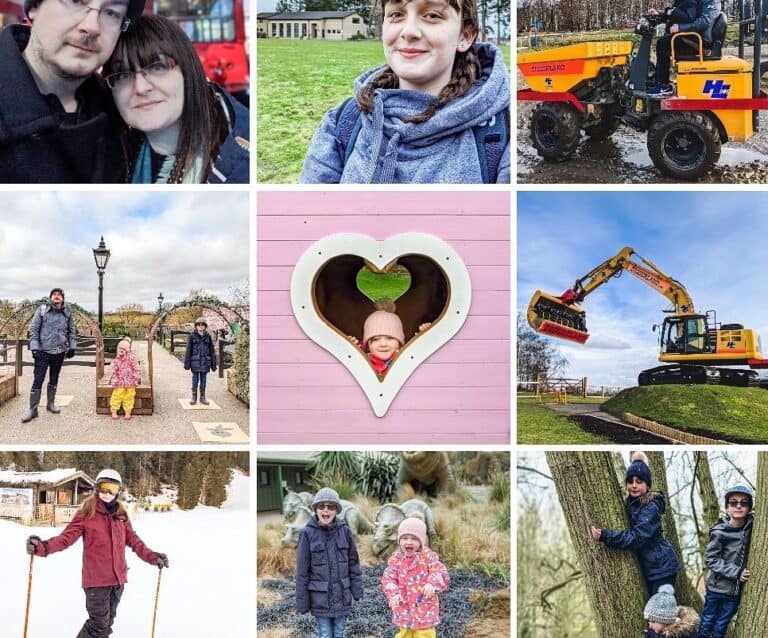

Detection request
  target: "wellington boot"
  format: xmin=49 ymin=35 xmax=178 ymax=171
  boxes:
xmin=189 ymin=389 xmax=197 ymax=405
xmin=200 ymin=392 xmax=209 ymax=406
xmin=46 ymin=384 xmax=61 ymax=414
xmin=21 ymin=389 xmax=41 ymax=423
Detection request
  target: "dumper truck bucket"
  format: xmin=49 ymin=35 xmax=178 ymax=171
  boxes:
xmin=527 ymin=290 xmax=589 ymax=344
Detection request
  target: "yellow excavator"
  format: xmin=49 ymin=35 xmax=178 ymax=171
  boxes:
xmin=527 ymin=247 xmax=768 ymax=386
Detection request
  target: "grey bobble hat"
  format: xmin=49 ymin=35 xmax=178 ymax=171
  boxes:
xmin=643 ymin=584 xmax=678 ymax=625
xmin=312 ymin=487 xmax=342 ymax=513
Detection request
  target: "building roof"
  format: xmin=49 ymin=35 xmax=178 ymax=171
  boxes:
xmin=0 ymin=469 xmax=94 ymax=487
xmin=257 ymin=452 xmax=317 ymax=464
xmin=268 ymin=11 xmax=361 ymax=20
xmin=257 ymin=12 xmax=279 ymax=18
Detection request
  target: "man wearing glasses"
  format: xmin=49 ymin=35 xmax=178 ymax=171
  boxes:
xmin=0 ymin=0 xmax=145 ymax=182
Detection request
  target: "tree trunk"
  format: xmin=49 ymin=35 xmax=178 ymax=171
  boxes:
xmin=546 ymin=451 xmax=647 ymax=637
xmin=694 ymin=452 xmax=720 ymax=556
xmin=646 ymin=452 xmax=702 ymax=611
xmin=732 ymin=452 xmax=768 ymax=636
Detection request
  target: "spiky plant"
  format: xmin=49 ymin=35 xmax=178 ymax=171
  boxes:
xmin=357 ymin=452 xmax=399 ymax=502
xmin=310 ymin=452 xmax=361 ymax=487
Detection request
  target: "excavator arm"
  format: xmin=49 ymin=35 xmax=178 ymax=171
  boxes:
xmin=527 ymin=246 xmax=696 ymax=344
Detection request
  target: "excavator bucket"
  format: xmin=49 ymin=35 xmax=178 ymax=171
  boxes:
xmin=527 ymin=290 xmax=589 ymax=344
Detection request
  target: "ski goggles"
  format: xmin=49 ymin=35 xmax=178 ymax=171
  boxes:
xmin=97 ymin=482 xmax=120 ymax=495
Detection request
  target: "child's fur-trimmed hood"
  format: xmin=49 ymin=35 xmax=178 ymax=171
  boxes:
xmin=650 ymin=606 xmax=699 ymax=637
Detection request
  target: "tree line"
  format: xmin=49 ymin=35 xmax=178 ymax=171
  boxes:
xmin=0 ymin=452 xmax=249 ymax=510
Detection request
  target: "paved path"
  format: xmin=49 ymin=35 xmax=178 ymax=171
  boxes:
xmin=0 ymin=341 xmax=249 ymax=444
xmin=545 ymin=403 xmax=629 ymax=424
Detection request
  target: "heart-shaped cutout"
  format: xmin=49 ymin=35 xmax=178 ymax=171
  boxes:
xmin=356 ymin=262 xmax=412 ymax=303
xmin=291 ymin=233 xmax=472 ymax=417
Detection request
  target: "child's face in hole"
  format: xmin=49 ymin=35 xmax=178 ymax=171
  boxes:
xmin=626 ymin=476 xmax=649 ymax=498
xmin=382 ymin=0 xmax=471 ymax=96
xmin=399 ymin=533 xmax=421 ymax=556
xmin=367 ymin=335 xmax=400 ymax=360
xmin=315 ymin=503 xmax=338 ymax=525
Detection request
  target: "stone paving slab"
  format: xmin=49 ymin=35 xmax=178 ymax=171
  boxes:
xmin=193 ymin=421 xmax=249 ymax=443
xmin=0 ymin=341 xmax=249 ymax=445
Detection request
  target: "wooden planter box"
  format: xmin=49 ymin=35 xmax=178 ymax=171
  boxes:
xmin=0 ymin=371 xmax=16 ymax=407
xmin=96 ymin=374 xmax=153 ymax=415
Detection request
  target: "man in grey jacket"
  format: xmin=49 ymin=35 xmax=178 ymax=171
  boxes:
xmin=22 ymin=288 xmax=77 ymax=423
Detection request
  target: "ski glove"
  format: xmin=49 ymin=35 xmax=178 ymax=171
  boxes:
xmin=66 ymin=349 xmax=75 ymax=359
xmin=156 ymin=553 xmax=169 ymax=569
xmin=26 ymin=535 xmax=41 ymax=555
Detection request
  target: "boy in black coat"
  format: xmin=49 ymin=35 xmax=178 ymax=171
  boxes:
xmin=184 ymin=317 xmax=217 ymax=405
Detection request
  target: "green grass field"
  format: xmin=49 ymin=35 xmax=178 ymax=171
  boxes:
xmin=257 ymin=38 xmax=511 ymax=183
xmin=602 ymin=386 xmax=768 ymax=442
xmin=517 ymin=400 xmax=608 ymax=444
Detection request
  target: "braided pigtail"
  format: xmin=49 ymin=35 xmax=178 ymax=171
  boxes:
xmin=358 ymin=67 xmax=400 ymax=114
xmin=405 ymin=46 xmax=480 ymax=123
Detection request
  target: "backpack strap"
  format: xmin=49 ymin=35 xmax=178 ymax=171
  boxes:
xmin=473 ymin=108 xmax=509 ymax=183
xmin=334 ymin=97 xmax=364 ymax=166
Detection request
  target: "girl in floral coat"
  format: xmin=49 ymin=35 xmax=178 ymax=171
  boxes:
xmin=109 ymin=339 xmax=141 ymax=420
xmin=381 ymin=516 xmax=450 ymax=638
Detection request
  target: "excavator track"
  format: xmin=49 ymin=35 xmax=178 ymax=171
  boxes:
xmin=638 ymin=365 xmax=760 ymax=387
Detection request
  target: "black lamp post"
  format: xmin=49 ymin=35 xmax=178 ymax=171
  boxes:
xmin=157 ymin=292 xmax=164 ymax=313
xmin=92 ymin=236 xmax=111 ymax=331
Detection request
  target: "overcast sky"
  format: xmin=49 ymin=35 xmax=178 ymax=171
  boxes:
xmin=518 ymin=192 xmax=768 ymax=387
xmin=0 ymin=192 xmax=249 ymax=313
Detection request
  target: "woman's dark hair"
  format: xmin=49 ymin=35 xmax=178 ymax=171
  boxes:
xmin=105 ymin=15 xmax=228 ymax=181
xmin=358 ymin=0 xmax=480 ymax=123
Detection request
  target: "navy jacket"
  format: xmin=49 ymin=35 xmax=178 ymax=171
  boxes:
xmin=206 ymin=86 xmax=249 ymax=184
xmin=601 ymin=491 xmax=680 ymax=583
xmin=0 ymin=25 xmax=125 ymax=183
xmin=184 ymin=331 xmax=217 ymax=373
xmin=295 ymin=516 xmax=363 ymax=618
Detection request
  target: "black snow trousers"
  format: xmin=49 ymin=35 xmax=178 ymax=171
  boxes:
xmin=76 ymin=585 xmax=124 ymax=638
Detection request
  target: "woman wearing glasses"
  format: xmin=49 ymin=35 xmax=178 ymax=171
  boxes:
xmin=103 ymin=15 xmax=249 ymax=183
xmin=26 ymin=469 xmax=169 ymax=638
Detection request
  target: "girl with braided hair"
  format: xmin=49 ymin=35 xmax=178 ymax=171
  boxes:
xmin=300 ymin=0 xmax=509 ymax=184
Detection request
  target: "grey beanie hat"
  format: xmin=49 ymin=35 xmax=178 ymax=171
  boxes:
xmin=194 ymin=316 xmax=208 ymax=327
xmin=643 ymin=584 xmax=678 ymax=625
xmin=312 ymin=487 xmax=342 ymax=513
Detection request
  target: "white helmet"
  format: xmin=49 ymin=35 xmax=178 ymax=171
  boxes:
xmin=95 ymin=469 xmax=122 ymax=486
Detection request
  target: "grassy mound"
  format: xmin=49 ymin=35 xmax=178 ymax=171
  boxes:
xmin=601 ymin=385 xmax=768 ymax=442
xmin=517 ymin=400 xmax=608 ymax=444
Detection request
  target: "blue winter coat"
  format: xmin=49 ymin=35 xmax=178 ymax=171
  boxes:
xmin=600 ymin=492 xmax=680 ymax=583
xmin=295 ymin=516 xmax=363 ymax=618
xmin=299 ymin=42 xmax=510 ymax=184
xmin=676 ymin=0 xmax=720 ymax=46
xmin=206 ymin=85 xmax=249 ymax=184
xmin=183 ymin=331 xmax=217 ymax=373
xmin=29 ymin=301 xmax=77 ymax=355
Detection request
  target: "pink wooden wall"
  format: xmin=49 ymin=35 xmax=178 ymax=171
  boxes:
xmin=257 ymin=191 xmax=510 ymax=444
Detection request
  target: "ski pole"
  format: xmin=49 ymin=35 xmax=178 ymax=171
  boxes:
xmin=23 ymin=553 xmax=34 ymax=638
xmin=150 ymin=567 xmax=163 ymax=638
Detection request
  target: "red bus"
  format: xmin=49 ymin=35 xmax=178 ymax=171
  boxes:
xmin=0 ymin=0 xmax=24 ymax=25
xmin=150 ymin=0 xmax=249 ymax=102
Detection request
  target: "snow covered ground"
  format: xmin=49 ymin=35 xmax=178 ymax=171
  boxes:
xmin=0 ymin=470 xmax=251 ymax=637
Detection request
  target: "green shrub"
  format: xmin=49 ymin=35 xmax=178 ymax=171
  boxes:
xmin=357 ymin=452 xmax=399 ymax=502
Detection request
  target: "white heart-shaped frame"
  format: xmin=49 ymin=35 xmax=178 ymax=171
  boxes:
xmin=290 ymin=233 xmax=472 ymax=417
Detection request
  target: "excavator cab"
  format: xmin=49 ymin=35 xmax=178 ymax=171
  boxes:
xmin=527 ymin=290 xmax=589 ymax=344
xmin=660 ymin=315 xmax=712 ymax=355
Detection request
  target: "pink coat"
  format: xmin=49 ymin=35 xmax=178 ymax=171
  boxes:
xmin=381 ymin=547 xmax=450 ymax=630
xmin=110 ymin=353 xmax=141 ymax=388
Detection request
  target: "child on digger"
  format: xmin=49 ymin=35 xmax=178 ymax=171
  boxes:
xmin=347 ymin=301 xmax=431 ymax=376
xmin=590 ymin=451 xmax=681 ymax=595
xmin=381 ymin=516 xmax=450 ymax=638
xmin=699 ymin=485 xmax=754 ymax=638
xmin=109 ymin=338 xmax=141 ymax=420
xmin=299 ymin=0 xmax=510 ymax=184
xmin=26 ymin=469 xmax=168 ymax=638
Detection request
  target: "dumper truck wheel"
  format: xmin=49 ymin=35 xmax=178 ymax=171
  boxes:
xmin=647 ymin=112 xmax=721 ymax=180
xmin=530 ymin=103 xmax=580 ymax=162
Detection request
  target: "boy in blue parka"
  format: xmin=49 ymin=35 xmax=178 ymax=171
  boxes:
xmin=299 ymin=0 xmax=510 ymax=184
xmin=295 ymin=487 xmax=363 ymax=638
xmin=699 ymin=485 xmax=754 ymax=638
xmin=590 ymin=451 xmax=681 ymax=595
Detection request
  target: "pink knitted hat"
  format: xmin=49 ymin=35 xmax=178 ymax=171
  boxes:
xmin=397 ymin=517 xmax=427 ymax=548
xmin=117 ymin=339 xmax=132 ymax=354
xmin=363 ymin=300 xmax=405 ymax=347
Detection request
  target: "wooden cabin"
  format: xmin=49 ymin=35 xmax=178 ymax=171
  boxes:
xmin=0 ymin=469 xmax=94 ymax=526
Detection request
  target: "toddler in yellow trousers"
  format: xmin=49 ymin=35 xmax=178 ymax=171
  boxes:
xmin=381 ymin=517 xmax=450 ymax=638
xmin=109 ymin=339 xmax=141 ymax=420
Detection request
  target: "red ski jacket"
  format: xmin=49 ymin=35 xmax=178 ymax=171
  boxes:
xmin=34 ymin=498 xmax=160 ymax=588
